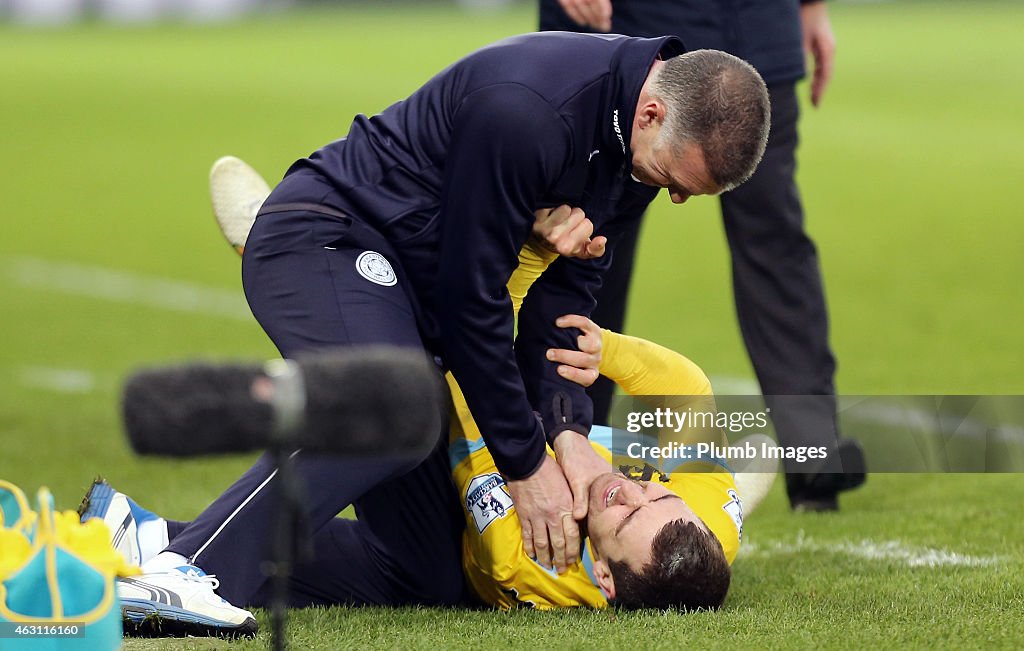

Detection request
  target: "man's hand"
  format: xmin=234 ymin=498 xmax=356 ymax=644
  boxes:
xmin=800 ymin=0 xmax=836 ymax=107
xmin=552 ymin=430 xmax=613 ymax=520
xmin=506 ymin=455 xmax=580 ymax=572
xmin=532 ymin=205 xmax=607 ymax=259
xmin=557 ymin=0 xmax=612 ymax=32
xmin=547 ymin=314 xmax=602 ymax=387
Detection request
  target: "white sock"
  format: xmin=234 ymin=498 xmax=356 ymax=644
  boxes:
xmin=136 ymin=518 xmax=169 ymax=565
xmin=141 ymin=551 xmax=189 ymax=574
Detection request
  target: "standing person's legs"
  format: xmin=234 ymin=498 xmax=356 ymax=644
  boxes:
xmin=719 ymin=83 xmax=858 ymax=507
xmin=587 ymin=184 xmax=658 ymax=424
xmin=164 ymin=205 xmax=442 ymax=605
xmin=588 ymin=218 xmax=643 ymax=423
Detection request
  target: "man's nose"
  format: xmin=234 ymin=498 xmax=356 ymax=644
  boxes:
xmin=618 ymin=481 xmax=645 ymax=506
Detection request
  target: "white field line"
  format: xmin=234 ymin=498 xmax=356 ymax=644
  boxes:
xmin=710 ymin=376 xmax=760 ymax=394
xmin=18 ymin=366 xmax=98 ymax=394
xmin=2 ymin=255 xmax=1020 ymax=444
xmin=4 ymin=256 xmax=251 ymax=321
xmin=740 ymin=534 xmax=1002 ymax=568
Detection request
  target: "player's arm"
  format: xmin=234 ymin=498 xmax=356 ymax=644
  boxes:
xmin=598 ymin=329 xmax=713 ymax=397
xmin=508 ymin=238 xmax=559 ymax=317
xmin=514 ymin=204 xmax=651 ymax=450
xmin=436 ymin=83 xmax=570 ymax=480
xmin=600 ymin=328 xmax=723 ymax=449
xmin=548 ymin=318 xmax=723 ymax=450
xmin=437 ymin=84 xmax=586 ymax=572
xmin=515 ymin=254 xmax=609 ymax=443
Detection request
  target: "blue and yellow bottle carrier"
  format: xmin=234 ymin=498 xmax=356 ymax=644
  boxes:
xmin=0 ymin=480 xmax=135 ymax=650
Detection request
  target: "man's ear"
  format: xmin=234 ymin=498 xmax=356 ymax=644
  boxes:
xmin=636 ymin=99 xmax=665 ymax=131
xmin=593 ymin=559 xmax=616 ymax=600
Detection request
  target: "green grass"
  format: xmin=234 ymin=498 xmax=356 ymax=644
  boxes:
xmin=1 ymin=1 xmax=1023 ymax=648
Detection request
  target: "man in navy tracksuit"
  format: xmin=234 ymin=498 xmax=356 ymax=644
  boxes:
xmin=539 ymin=0 xmax=866 ymax=511
xmin=125 ymin=32 xmax=770 ymax=632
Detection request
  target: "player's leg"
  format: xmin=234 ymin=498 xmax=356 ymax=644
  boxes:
xmin=77 ymin=479 xmax=258 ymax=637
xmin=165 ymin=203 xmax=431 ymax=590
xmin=245 ymin=435 xmax=466 ymax=608
xmin=719 ymin=83 xmax=863 ymax=510
xmin=135 ymin=198 xmax=439 ymax=632
xmin=82 ymin=454 xmax=464 ymax=610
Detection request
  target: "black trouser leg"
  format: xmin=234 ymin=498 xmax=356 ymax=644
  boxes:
xmin=720 ymin=84 xmax=846 ymax=496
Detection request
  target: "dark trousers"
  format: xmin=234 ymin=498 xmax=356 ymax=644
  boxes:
xmin=165 ymin=437 xmax=465 ymax=609
xmin=164 ymin=197 xmax=465 ymax=607
xmin=590 ymin=84 xmax=842 ymax=478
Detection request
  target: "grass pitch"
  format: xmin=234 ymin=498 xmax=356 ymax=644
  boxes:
xmin=1 ymin=1 xmax=1023 ymax=649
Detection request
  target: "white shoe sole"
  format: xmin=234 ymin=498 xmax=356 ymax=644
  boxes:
xmin=119 ymin=571 xmax=258 ymax=638
xmin=209 ymin=155 xmax=270 ymax=255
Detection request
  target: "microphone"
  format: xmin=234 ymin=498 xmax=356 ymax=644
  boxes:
xmin=121 ymin=347 xmax=446 ymax=458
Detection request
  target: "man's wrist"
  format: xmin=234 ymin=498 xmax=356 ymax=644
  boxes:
xmin=548 ymin=424 xmax=589 ymax=449
xmin=551 ymin=427 xmax=589 ymax=456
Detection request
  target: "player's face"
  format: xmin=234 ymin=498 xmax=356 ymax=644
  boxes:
xmin=630 ymin=123 xmax=720 ymax=205
xmin=586 ymin=472 xmax=702 ymax=571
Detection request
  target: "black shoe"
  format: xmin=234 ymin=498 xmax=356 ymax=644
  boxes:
xmin=787 ymin=438 xmax=867 ymax=512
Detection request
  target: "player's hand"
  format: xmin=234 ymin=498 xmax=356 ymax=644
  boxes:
xmin=553 ymin=430 xmax=613 ymax=521
xmin=507 ymin=455 xmax=580 ymax=573
xmin=547 ymin=314 xmax=602 ymax=387
xmin=800 ymin=0 xmax=836 ymax=107
xmin=532 ymin=205 xmax=607 ymax=260
xmin=557 ymin=0 xmax=612 ymax=32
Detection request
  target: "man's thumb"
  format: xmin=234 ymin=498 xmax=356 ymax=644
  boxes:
xmin=572 ymin=485 xmax=589 ymax=520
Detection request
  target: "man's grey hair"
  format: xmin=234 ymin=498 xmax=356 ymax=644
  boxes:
xmin=650 ymin=49 xmax=771 ymax=192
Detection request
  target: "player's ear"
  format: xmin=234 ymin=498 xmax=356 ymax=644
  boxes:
xmin=592 ymin=559 xmax=616 ymax=600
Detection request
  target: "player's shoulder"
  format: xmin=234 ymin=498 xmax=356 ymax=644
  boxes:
xmin=456 ymin=32 xmax=629 ymax=108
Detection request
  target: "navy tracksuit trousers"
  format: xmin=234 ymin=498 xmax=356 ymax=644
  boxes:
xmin=164 ymin=189 xmax=466 ymax=608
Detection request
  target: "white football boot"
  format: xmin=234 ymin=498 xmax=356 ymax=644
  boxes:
xmin=209 ymin=155 xmax=270 ymax=255
xmin=119 ymin=564 xmax=258 ymax=638
xmin=78 ymin=479 xmax=167 ymax=567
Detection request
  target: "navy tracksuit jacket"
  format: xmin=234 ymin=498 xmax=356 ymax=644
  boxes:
xmin=269 ymin=32 xmax=682 ymax=480
xmin=165 ymin=33 xmax=685 ymax=606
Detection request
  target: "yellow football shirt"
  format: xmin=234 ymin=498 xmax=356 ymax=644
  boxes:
xmin=443 ymin=241 xmax=743 ymax=609
xmin=449 ymin=423 xmax=742 ymax=610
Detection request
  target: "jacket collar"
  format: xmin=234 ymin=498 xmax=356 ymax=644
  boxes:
xmin=602 ymin=36 xmax=685 ymax=175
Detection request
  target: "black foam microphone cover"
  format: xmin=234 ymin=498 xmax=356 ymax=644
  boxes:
xmin=121 ymin=347 xmax=445 ymax=458
xmin=293 ymin=348 xmax=445 ymax=455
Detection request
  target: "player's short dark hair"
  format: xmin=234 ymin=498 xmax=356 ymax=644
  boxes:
xmin=652 ymin=49 xmax=771 ymax=192
xmin=608 ymin=518 xmax=731 ymax=611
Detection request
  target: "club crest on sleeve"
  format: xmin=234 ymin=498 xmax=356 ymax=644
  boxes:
xmin=466 ymin=472 xmax=514 ymax=533
xmin=355 ymin=251 xmax=397 ymax=286
xmin=722 ymin=488 xmax=744 ymax=541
